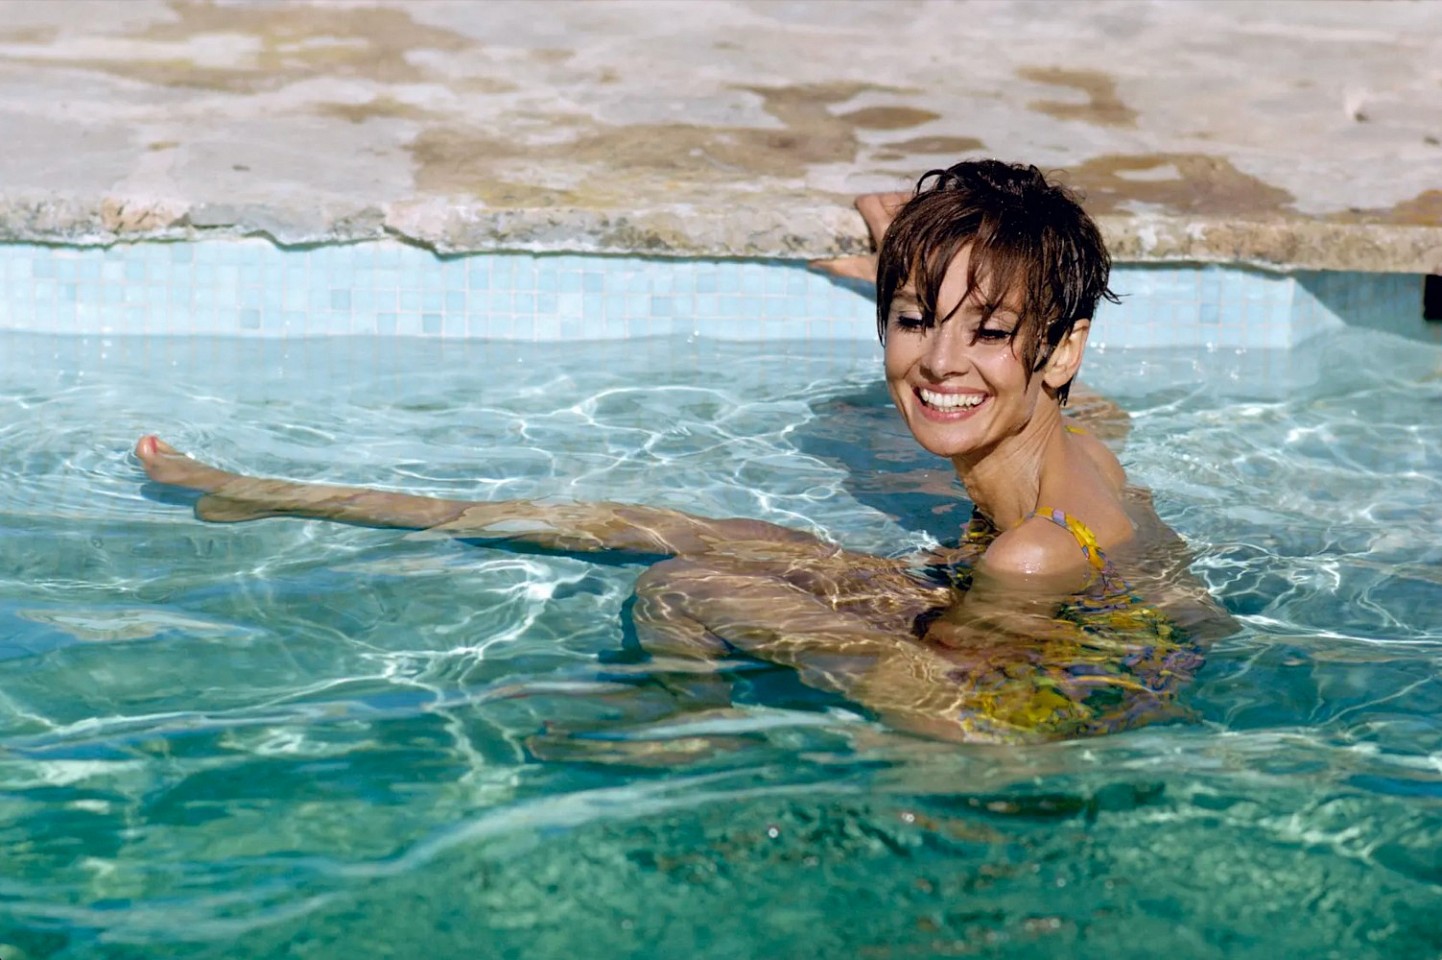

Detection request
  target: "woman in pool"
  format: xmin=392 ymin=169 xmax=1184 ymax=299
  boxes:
xmin=135 ymin=159 xmax=1229 ymax=743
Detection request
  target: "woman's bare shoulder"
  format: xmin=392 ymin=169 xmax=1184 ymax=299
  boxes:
xmin=1066 ymin=427 xmax=1127 ymax=492
xmin=979 ymin=517 xmax=1093 ymax=585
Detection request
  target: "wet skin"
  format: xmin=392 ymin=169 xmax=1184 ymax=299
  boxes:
xmin=133 ymin=395 xmax=1225 ymax=746
xmin=132 ymin=196 xmax=1232 ymax=743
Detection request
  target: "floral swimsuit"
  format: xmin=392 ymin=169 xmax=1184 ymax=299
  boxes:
xmin=916 ymin=506 xmax=1205 ymax=739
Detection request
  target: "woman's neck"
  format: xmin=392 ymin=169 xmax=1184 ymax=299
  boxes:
xmin=952 ymin=401 xmax=1067 ymax=530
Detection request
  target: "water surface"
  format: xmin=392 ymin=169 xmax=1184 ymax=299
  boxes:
xmin=1 ymin=329 xmax=1439 ymax=959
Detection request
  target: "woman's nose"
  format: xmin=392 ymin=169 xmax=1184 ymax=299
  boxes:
xmin=920 ymin=322 xmax=971 ymax=379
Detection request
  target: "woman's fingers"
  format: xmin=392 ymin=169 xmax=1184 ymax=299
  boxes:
xmin=807 ymin=255 xmax=878 ymax=284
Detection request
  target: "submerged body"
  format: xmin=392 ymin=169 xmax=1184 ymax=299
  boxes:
xmin=133 ymin=160 xmax=1234 ymax=743
xmin=134 ymin=415 xmax=1220 ymax=744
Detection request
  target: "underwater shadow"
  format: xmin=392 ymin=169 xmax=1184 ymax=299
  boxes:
xmin=790 ymin=379 xmax=971 ymax=546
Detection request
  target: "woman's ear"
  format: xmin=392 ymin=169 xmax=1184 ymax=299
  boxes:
xmin=1042 ymin=318 xmax=1091 ymax=390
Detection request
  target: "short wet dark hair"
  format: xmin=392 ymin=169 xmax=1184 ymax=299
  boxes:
xmin=876 ymin=159 xmax=1118 ymax=404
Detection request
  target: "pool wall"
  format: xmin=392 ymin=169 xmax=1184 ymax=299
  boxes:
xmin=0 ymin=241 xmax=1430 ymax=349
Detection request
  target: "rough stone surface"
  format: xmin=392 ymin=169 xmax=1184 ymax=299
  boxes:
xmin=0 ymin=0 xmax=1439 ymax=271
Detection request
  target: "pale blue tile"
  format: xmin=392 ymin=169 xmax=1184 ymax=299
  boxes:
xmin=669 ymin=265 xmax=696 ymax=294
xmin=442 ymin=261 xmax=469 ymax=290
xmin=560 ymin=312 xmax=586 ymax=338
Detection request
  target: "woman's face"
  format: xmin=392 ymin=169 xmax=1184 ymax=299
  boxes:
xmin=883 ymin=245 xmax=1045 ymax=462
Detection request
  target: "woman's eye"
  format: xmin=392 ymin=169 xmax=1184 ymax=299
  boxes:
xmin=975 ymin=327 xmax=1013 ymax=342
xmin=893 ymin=313 xmax=928 ymax=331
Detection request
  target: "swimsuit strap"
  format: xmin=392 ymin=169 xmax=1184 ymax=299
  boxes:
xmin=1031 ymin=506 xmax=1108 ymax=573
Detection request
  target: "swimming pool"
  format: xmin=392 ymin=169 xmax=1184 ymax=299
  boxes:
xmin=1 ymin=306 xmax=1439 ymax=957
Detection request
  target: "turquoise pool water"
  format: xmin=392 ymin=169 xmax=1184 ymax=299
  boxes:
xmin=1 ymin=327 xmax=1440 ymax=959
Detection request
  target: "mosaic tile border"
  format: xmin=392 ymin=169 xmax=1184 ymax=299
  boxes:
xmin=0 ymin=241 xmax=1427 ymax=348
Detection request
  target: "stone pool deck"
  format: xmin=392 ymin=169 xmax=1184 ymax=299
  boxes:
xmin=0 ymin=0 xmax=1438 ymax=273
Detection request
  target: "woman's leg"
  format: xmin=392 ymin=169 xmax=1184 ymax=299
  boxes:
xmin=134 ymin=435 xmax=831 ymax=558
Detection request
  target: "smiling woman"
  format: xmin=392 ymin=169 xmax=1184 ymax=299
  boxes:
xmin=878 ymin=161 xmax=1130 ymax=587
xmin=133 ymin=159 xmax=1232 ymax=743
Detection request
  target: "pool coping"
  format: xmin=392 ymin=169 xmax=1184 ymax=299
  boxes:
xmin=4 ymin=198 xmax=1440 ymax=277
xmin=2 ymin=1 xmax=1440 ymax=276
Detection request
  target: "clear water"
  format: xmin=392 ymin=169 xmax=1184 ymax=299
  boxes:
xmin=1 ymin=328 xmax=1440 ymax=959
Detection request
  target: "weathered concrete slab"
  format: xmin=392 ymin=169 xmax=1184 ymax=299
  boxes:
xmin=0 ymin=0 xmax=1438 ymax=271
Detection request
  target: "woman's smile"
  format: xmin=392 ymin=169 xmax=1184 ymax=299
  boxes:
xmin=914 ymin=385 xmax=989 ymax=420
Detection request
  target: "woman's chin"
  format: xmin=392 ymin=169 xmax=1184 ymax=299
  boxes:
xmin=910 ymin=432 xmax=975 ymax=461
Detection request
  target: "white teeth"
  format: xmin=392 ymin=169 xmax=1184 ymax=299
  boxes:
xmin=919 ymin=389 xmax=983 ymax=410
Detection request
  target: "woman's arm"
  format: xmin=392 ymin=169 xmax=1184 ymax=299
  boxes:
xmin=133 ymin=435 xmax=827 ymax=558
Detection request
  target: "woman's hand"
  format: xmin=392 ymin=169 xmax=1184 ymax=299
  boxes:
xmin=808 ymin=191 xmax=912 ymax=284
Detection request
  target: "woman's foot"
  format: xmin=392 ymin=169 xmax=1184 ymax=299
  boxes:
xmin=133 ymin=435 xmax=233 ymax=492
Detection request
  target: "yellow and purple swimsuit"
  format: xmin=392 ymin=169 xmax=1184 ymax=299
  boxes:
xmin=918 ymin=506 xmax=1205 ymax=739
